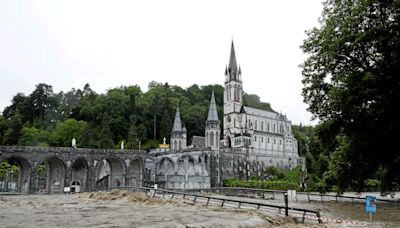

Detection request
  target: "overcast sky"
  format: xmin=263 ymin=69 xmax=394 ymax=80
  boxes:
xmin=0 ymin=0 xmax=323 ymax=125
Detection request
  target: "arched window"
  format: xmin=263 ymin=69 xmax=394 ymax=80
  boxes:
xmin=255 ymin=120 xmax=257 ymax=129
xmin=216 ymin=132 xmax=219 ymax=147
xmin=210 ymin=132 xmax=214 ymax=147
xmin=206 ymin=132 xmax=208 ymax=146
xmin=179 ymin=141 xmax=182 ymax=150
xmin=174 ymin=141 xmax=177 ymax=150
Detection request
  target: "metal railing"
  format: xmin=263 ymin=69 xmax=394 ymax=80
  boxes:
xmin=183 ymin=187 xmax=400 ymax=205
xmin=93 ymin=186 xmax=322 ymax=224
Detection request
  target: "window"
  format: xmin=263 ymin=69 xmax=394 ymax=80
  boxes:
xmin=255 ymin=136 xmax=257 ymax=141
xmin=216 ymin=132 xmax=219 ymax=147
xmin=274 ymin=138 xmax=276 ymax=144
xmin=261 ymin=137 xmax=264 ymax=143
xmin=261 ymin=122 xmax=264 ymax=131
xmin=255 ymin=120 xmax=257 ymax=130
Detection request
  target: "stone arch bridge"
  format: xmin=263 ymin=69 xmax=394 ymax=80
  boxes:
xmin=0 ymin=146 xmax=147 ymax=194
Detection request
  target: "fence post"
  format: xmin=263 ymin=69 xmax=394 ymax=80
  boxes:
xmin=307 ymin=193 xmax=310 ymax=203
xmin=206 ymin=198 xmax=210 ymax=206
xmin=221 ymin=199 xmax=225 ymax=207
xmin=316 ymin=211 xmax=322 ymax=224
xmin=284 ymin=192 xmax=289 ymax=216
xmin=272 ymin=191 xmax=275 ymax=200
xmin=301 ymin=211 xmax=306 ymax=223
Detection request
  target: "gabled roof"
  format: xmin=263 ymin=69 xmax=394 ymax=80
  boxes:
xmin=243 ymin=106 xmax=278 ymax=119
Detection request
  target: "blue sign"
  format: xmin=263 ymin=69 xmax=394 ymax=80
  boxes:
xmin=365 ymin=195 xmax=377 ymax=214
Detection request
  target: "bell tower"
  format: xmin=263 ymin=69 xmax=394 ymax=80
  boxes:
xmin=223 ymin=41 xmax=243 ymax=146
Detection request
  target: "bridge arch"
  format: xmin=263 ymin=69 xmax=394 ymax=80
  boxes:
xmin=35 ymin=156 xmax=66 ymax=194
xmin=95 ymin=156 xmax=125 ymax=188
xmin=127 ymin=157 xmax=143 ymax=188
xmin=70 ymin=157 xmax=89 ymax=192
xmin=0 ymin=156 xmax=32 ymax=193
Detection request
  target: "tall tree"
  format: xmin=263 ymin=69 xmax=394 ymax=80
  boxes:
xmin=301 ymin=0 xmax=400 ymax=190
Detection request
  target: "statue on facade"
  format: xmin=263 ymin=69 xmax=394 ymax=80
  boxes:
xmin=72 ymin=138 xmax=77 ymax=148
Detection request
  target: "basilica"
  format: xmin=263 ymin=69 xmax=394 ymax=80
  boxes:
xmin=171 ymin=41 xmax=298 ymax=159
xmin=153 ymin=41 xmax=302 ymax=189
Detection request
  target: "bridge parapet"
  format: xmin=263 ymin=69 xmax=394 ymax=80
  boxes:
xmin=0 ymin=146 xmax=147 ymax=155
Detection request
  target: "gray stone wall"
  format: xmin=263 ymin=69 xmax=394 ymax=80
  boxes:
xmin=151 ymin=149 xmax=212 ymax=190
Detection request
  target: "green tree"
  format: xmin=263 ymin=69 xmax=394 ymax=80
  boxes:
xmin=2 ymin=112 xmax=23 ymax=145
xmin=19 ymin=127 xmax=49 ymax=146
xmin=301 ymin=0 xmax=400 ymax=190
xmin=243 ymin=93 xmax=274 ymax=112
xmin=49 ymin=119 xmax=87 ymax=147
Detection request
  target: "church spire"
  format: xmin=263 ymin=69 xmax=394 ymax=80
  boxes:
xmin=172 ymin=104 xmax=182 ymax=132
xmin=228 ymin=40 xmax=238 ymax=73
xmin=207 ymin=89 xmax=219 ymax=122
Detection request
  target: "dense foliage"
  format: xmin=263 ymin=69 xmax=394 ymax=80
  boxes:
xmin=301 ymin=0 xmax=400 ymax=191
xmin=0 ymin=82 xmax=274 ymax=150
xmin=224 ymin=167 xmax=302 ymax=191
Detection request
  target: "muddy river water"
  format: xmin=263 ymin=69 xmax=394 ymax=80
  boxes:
xmin=0 ymin=191 xmax=399 ymax=227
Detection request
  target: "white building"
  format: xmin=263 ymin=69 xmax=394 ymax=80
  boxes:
xmin=223 ymin=41 xmax=298 ymax=159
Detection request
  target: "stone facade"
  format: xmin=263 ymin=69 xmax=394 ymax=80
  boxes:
xmin=0 ymin=146 xmax=146 ymax=193
xmin=150 ymin=149 xmax=211 ymax=190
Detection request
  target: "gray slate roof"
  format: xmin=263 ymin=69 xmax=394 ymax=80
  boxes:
xmin=191 ymin=136 xmax=205 ymax=148
xmin=172 ymin=104 xmax=183 ymax=132
xmin=207 ymin=90 xmax=219 ymax=122
xmin=229 ymin=41 xmax=238 ymax=73
xmin=243 ymin=106 xmax=277 ymax=119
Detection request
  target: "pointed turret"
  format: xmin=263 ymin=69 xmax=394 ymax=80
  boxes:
xmin=207 ymin=90 xmax=219 ymax=122
xmin=170 ymin=103 xmax=187 ymax=150
xmin=205 ymin=89 xmax=221 ymax=149
xmin=172 ymin=104 xmax=182 ymax=132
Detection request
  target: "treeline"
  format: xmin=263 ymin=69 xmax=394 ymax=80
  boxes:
xmin=0 ymin=82 xmax=273 ymax=150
